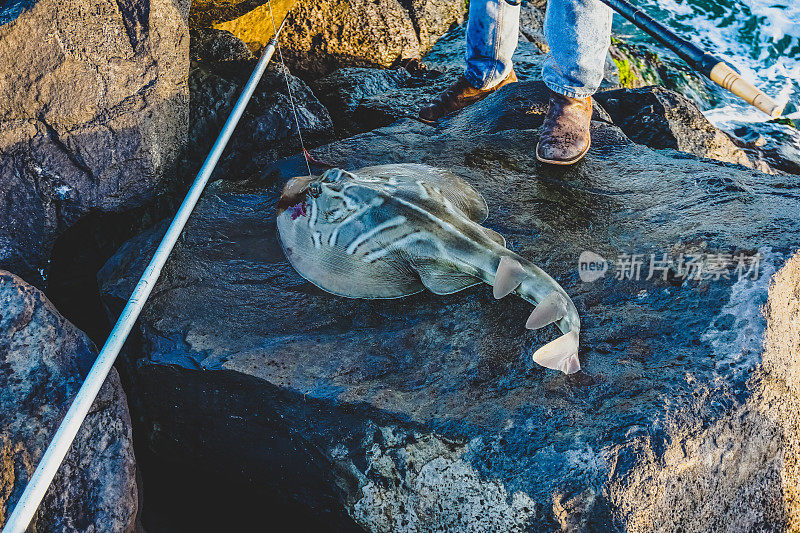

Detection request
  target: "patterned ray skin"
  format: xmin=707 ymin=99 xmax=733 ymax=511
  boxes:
xmin=276 ymin=164 xmax=581 ymax=374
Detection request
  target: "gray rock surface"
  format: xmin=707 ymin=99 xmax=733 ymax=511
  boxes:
xmin=0 ymin=271 xmax=138 ymax=531
xmin=610 ymin=251 xmax=800 ymax=532
xmin=0 ymin=0 xmax=190 ymax=284
xmin=761 ymin=251 xmax=800 ymax=530
xmin=100 ymin=81 xmax=800 ymax=531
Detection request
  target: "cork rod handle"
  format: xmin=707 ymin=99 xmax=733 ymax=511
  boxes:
xmin=709 ymin=62 xmax=785 ymax=118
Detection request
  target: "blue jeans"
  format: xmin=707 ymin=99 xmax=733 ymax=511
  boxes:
xmin=464 ymin=0 xmax=613 ymax=98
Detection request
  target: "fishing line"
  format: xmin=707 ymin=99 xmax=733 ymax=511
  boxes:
xmin=268 ymin=0 xmax=314 ymax=176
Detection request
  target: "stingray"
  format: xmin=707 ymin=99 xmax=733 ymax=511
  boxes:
xmin=276 ymin=164 xmax=581 ymax=374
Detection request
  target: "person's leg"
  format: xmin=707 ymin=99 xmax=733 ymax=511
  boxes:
xmin=465 ymin=0 xmax=521 ymax=90
xmin=419 ymin=0 xmax=520 ymax=123
xmin=537 ymin=0 xmax=612 ymax=164
xmin=542 ymin=0 xmax=613 ymax=97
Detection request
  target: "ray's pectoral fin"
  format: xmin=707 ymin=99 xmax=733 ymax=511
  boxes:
xmin=414 ymin=258 xmax=482 ymax=295
xmin=532 ymin=330 xmax=580 ymax=374
xmin=493 ymin=256 xmax=528 ymax=299
xmin=356 ymin=164 xmax=490 ymax=222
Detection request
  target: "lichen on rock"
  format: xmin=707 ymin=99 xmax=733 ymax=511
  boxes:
xmin=192 ymin=0 xmax=467 ymax=77
xmin=347 ymin=426 xmax=537 ymax=532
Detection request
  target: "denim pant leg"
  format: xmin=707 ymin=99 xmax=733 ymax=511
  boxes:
xmin=464 ymin=0 xmax=521 ymax=90
xmin=542 ymin=0 xmax=613 ymax=98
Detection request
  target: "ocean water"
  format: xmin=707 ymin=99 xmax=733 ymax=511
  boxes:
xmin=612 ymin=0 xmax=800 ymax=127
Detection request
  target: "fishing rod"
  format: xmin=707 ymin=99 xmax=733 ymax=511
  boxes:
xmin=601 ymin=0 xmax=784 ymax=118
xmin=0 ymin=10 xmax=292 ymax=533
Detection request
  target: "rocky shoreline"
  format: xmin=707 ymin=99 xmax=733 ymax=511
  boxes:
xmin=2 ymin=0 xmax=800 ymax=531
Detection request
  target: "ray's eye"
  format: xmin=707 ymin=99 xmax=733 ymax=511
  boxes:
xmin=307 ymin=182 xmax=322 ymax=198
xmin=321 ymin=169 xmax=348 ymax=183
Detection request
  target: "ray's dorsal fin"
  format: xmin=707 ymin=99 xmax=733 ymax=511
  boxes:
xmin=354 ymin=164 xmax=490 ymax=223
xmin=480 ymin=227 xmax=506 ymax=247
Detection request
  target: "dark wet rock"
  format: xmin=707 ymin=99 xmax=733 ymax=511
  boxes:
xmin=0 ymin=0 xmax=190 ymax=284
xmin=190 ymin=27 xmax=254 ymax=64
xmin=313 ymin=68 xmax=412 ymax=136
xmin=100 ymin=81 xmax=800 ymax=530
xmin=202 ymin=0 xmax=467 ymax=77
xmin=187 ymin=58 xmax=333 ymax=181
xmin=337 ymin=67 xmax=465 ymax=132
xmin=518 ymin=0 xmax=548 ymax=53
xmin=727 ymin=121 xmax=800 ymax=176
xmin=0 ymin=271 xmax=138 ymax=531
xmin=594 ymin=86 xmax=777 ymax=172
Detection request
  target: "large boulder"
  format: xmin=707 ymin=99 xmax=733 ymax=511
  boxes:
xmin=0 ymin=271 xmax=138 ymax=531
xmin=312 ymin=67 xmax=413 ymax=136
xmin=611 ymin=250 xmax=800 ymax=532
xmin=595 ymin=86 xmax=774 ymax=172
xmin=0 ymin=0 xmax=189 ymax=284
xmin=202 ymin=0 xmax=467 ymax=77
xmin=100 ymin=81 xmax=800 ymax=530
xmin=761 ymin=251 xmax=800 ymax=529
xmin=187 ymin=28 xmax=334 ymax=181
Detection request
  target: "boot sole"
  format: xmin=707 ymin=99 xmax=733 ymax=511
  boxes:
xmin=535 ymin=138 xmax=591 ymax=166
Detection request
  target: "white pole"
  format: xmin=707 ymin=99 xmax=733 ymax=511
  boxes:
xmin=2 ymin=20 xmax=287 ymax=533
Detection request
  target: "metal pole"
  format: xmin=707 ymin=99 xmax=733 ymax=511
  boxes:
xmin=2 ymin=17 xmax=288 ymax=533
xmin=602 ymin=0 xmax=784 ymax=117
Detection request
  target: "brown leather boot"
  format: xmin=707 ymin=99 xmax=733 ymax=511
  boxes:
xmin=419 ymin=70 xmax=518 ymax=124
xmin=535 ymin=91 xmax=593 ymax=165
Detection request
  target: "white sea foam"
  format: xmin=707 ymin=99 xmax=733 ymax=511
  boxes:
xmin=616 ymin=0 xmax=800 ymax=127
xmin=700 ymin=247 xmax=782 ymax=380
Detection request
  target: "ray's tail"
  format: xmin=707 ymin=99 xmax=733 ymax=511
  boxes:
xmin=489 ymin=254 xmax=581 ymax=374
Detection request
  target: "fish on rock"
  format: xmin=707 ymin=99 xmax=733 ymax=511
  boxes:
xmin=276 ymin=164 xmax=582 ymax=374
